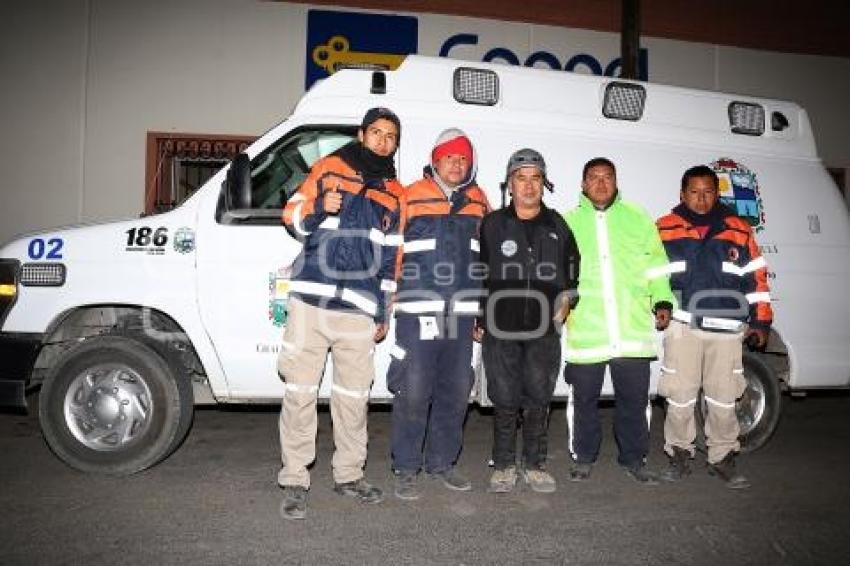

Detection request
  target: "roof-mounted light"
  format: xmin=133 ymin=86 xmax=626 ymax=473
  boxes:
xmin=602 ymin=82 xmax=646 ymax=121
xmin=453 ymin=67 xmax=499 ymax=106
xmin=729 ymin=102 xmax=765 ymax=136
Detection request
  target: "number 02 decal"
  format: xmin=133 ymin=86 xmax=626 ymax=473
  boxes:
xmin=28 ymin=237 xmax=64 ymax=260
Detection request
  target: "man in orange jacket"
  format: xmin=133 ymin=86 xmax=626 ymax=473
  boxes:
xmin=656 ymin=165 xmax=773 ymax=489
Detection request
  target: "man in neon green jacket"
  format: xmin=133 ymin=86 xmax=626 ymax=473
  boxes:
xmin=563 ymin=157 xmax=674 ymax=485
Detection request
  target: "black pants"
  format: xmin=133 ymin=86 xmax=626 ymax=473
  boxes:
xmin=483 ymin=332 xmax=561 ymax=470
xmin=565 ymin=358 xmax=651 ymax=468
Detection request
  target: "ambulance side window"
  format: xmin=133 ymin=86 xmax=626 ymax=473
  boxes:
xmin=250 ymin=127 xmax=356 ymax=211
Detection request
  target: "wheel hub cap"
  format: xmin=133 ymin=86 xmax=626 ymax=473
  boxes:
xmin=63 ymin=364 xmax=153 ymax=451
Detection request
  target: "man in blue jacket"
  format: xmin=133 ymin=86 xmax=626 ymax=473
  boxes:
xmin=656 ymin=165 xmax=773 ymax=489
xmin=277 ymin=107 xmax=404 ymax=519
xmin=389 ymin=128 xmax=490 ymax=500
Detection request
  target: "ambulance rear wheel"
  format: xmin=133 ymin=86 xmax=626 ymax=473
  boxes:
xmin=39 ymin=335 xmax=193 ymax=475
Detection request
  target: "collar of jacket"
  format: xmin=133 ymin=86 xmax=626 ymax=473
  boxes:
xmin=506 ymin=201 xmax=550 ymax=223
xmin=671 ymin=202 xmax=737 ymax=237
xmin=578 ymin=190 xmax=621 ymax=211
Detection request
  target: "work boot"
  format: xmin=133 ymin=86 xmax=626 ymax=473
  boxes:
xmin=488 ymin=466 xmax=518 ymax=493
xmin=333 ymin=477 xmax=384 ymax=504
xmin=280 ymin=485 xmax=308 ymax=520
xmin=394 ymin=471 xmax=421 ymax=501
xmin=660 ymin=447 xmax=692 ymax=482
xmin=623 ymin=462 xmax=660 ymax=486
xmin=521 ymin=467 xmax=557 ymax=493
xmin=429 ymin=467 xmax=472 ymax=491
xmin=708 ymin=452 xmax=751 ymax=490
xmin=568 ymin=461 xmax=592 ymax=482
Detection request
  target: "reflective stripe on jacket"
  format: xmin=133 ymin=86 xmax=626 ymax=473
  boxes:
xmin=656 ymin=204 xmax=772 ymax=332
xmin=395 ymin=177 xmax=490 ymax=316
xmin=282 ymin=155 xmax=403 ymax=323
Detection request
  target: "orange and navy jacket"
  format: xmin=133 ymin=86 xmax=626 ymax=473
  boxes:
xmin=395 ymin=175 xmax=490 ymax=316
xmin=282 ymin=154 xmax=404 ymax=323
xmin=656 ymin=203 xmax=772 ymax=332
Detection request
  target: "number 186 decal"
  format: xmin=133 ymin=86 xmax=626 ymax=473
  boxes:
xmin=125 ymin=226 xmax=168 ymax=255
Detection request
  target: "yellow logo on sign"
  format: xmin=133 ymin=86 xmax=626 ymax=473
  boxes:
xmin=312 ymin=35 xmax=406 ymax=75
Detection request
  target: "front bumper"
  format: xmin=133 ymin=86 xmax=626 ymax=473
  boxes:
xmin=0 ymin=332 xmax=43 ymax=411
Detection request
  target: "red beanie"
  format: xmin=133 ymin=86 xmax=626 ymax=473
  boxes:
xmin=431 ymin=132 xmax=473 ymax=164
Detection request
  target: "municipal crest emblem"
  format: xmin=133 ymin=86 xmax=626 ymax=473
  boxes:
xmin=711 ymin=158 xmax=765 ymax=232
xmin=173 ymin=227 xmax=195 ymax=254
xmin=269 ymin=265 xmax=294 ymax=327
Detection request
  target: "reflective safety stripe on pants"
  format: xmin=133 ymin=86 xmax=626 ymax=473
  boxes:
xmin=658 ymin=320 xmax=746 ymax=464
xmin=277 ymin=297 xmax=376 ymax=488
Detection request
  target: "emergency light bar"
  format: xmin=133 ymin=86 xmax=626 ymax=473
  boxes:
xmin=729 ymin=102 xmax=765 ymax=136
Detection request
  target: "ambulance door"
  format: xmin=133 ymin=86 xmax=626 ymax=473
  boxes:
xmin=195 ymin=126 xmax=355 ymax=400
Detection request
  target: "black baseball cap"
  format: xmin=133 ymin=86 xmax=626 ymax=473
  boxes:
xmin=360 ymin=107 xmax=401 ymax=142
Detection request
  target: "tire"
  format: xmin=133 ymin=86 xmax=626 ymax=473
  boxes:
xmin=38 ymin=335 xmax=194 ymax=475
xmin=697 ymin=351 xmax=782 ymax=454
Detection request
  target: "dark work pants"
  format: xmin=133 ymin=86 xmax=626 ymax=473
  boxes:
xmin=483 ymin=332 xmax=561 ymax=470
xmin=389 ymin=315 xmax=475 ymax=474
xmin=565 ymin=358 xmax=651 ymax=468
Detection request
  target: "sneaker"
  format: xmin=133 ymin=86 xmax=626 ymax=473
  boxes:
xmin=660 ymin=447 xmax=692 ymax=482
xmin=333 ymin=477 xmax=384 ymax=504
xmin=624 ymin=463 xmax=659 ymax=486
xmin=521 ymin=467 xmax=557 ymax=493
xmin=488 ymin=466 xmax=518 ymax=493
xmin=568 ymin=462 xmax=592 ymax=482
xmin=280 ymin=485 xmax=308 ymax=520
xmin=708 ymin=452 xmax=751 ymax=490
xmin=394 ymin=471 xmax=421 ymax=501
xmin=429 ymin=467 xmax=472 ymax=491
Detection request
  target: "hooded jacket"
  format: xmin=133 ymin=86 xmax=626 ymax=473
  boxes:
xmin=282 ymin=141 xmax=403 ymax=323
xmin=394 ymin=130 xmax=490 ymax=316
xmin=564 ymin=192 xmax=675 ymax=363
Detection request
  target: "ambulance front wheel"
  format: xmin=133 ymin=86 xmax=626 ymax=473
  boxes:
xmin=38 ymin=335 xmax=194 ymax=475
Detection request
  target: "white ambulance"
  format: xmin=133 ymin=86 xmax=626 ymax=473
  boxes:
xmin=1 ymin=55 xmax=847 ymax=474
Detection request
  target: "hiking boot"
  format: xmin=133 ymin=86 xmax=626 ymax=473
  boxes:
xmin=708 ymin=452 xmax=751 ymax=490
xmin=624 ymin=462 xmax=660 ymax=486
xmin=333 ymin=477 xmax=384 ymax=504
xmin=430 ymin=467 xmax=472 ymax=491
xmin=521 ymin=467 xmax=557 ymax=493
xmin=394 ymin=471 xmax=421 ymax=501
xmin=280 ymin=485 xmax=308 ymax=520
xmin=488 ymin=466 xmax=518 ymax=493
xmin=660 ymin=447 xmax=692 ymax=482
xmin=568 ymin=462 xmax=592 ymax=482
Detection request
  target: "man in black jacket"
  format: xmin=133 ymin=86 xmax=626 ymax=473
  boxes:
xmin=477 ymin=148 xmax=580 ymax=493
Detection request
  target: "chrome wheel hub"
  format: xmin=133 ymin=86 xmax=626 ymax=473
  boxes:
xmin=63 ymin=364 xmax=153 ymax=451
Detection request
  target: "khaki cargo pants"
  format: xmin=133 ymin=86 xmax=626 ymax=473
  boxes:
xmin=659 ymin=320 xmax=747 ymax=464
xmin=277 ymin=297 xmax=376 ymax=488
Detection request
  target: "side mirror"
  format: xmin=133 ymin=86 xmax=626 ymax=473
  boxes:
xmin=225 ymin=153 xmax=252 ymax=212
